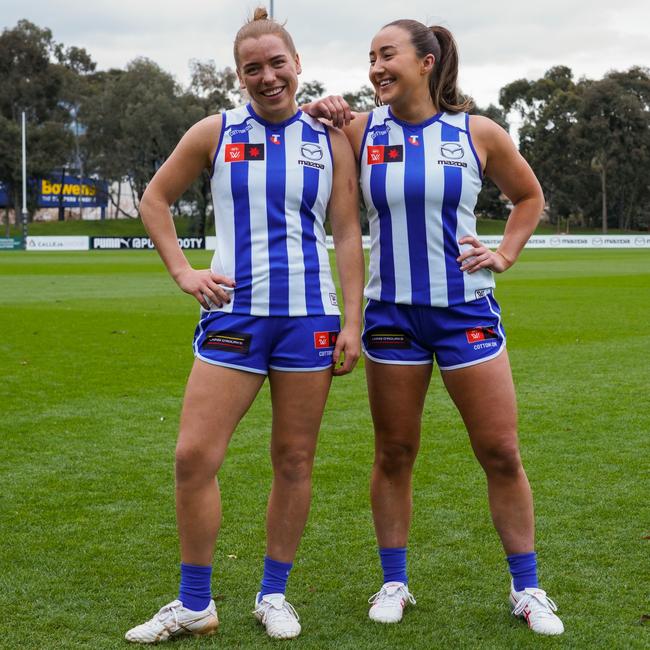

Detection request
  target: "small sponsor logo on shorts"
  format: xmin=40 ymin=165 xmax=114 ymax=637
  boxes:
xmin=474 ymin=288 xmax=491 ymax=299
xmin=366 ymin=330 xmax=411 ymax=349
xmin=329 ymin=293 xmax=338 ymax=306
xmin=202 ymin=330 xmax=252 ymax=354
xmin=314 ymin=331 xmax=338 ymax=349
xmin=465 ymin=327 xmax=499 ymax=344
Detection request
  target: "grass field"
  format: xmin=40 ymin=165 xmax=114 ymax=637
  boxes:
xmin=1 ymin=249 xmax=649 ymax=649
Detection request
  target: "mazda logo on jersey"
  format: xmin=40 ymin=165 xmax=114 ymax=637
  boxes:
xmin=301 ymin=143 xmax=323 ymax=160
xmin=367 ymin=145 xmax=404 ymax=165
xmin=225 ymin=143 xmax=265 ymax=162
xmin=440 ymin=143 xmax=464 ymax=159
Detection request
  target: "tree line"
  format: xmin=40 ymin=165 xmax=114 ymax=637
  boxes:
xmin=1 ymin=19 xmax=648 ymax=234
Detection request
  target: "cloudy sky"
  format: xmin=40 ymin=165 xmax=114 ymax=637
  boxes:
xmin=2 ymin=0 xmax=649 ymax=108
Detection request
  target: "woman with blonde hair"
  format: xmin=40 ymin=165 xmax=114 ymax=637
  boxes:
xmin=124 ymin=7 xmax=363 ymax=643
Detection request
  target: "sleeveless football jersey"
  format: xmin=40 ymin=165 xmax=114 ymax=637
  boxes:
xmin=209 ymin=104 xmax=339 ymax=316
xmin=360 ymin=107 xmax=495 ymax=307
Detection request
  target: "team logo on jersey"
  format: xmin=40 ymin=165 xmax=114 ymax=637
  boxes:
xmin=203 ymin=330 xmax=252 ymax=354
xmin=465 ymin=327 xmax=498 ymax=344
xmin=440 ymin=142 xmax=464 ymax=159
xmin=224 ymin=143 xmax=265 ymax=162
xmin=408 ymin=135 xmax=420 ymax=146
xmin=366 ymin=329 xmax=411 ymax=349
xmin=367 ymin=145 xmax=403 ymax=164
xmin=270 ymin=134 xmax=281 ymax=145
xmin=301 ymin=143 xmax=323 ymax=161
xmin=314 ymin=331 xmax=338 ymax=349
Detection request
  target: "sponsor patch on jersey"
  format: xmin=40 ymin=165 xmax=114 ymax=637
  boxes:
xmin=440 ymin=142 xmax=464 ymax=159
xmin=226 ymin=124 xmax=253 ymax=136
xmin=298 ymin=159 xmax=324 ymax=170
xmin=301 ymin=143 xmax=323 ymax=160
xmin=465 ymin=327 xmax=499 ymax=344
xmin=314 ymin=331 xmax=338 ymax=349
xmin=367 ymin=144 xmax=403 ymax=165
xmin=224 ymin=143 xmax=264 ymax=162
xmin=437 ymin=159 xmax=467 ymax=168
xmin=202 ymin=330 xmax=252 ymax=354
xmin=408 ymin=135 xmax=420 ymax=146
xmin=270 ymin=134 xmax=281 ymax=145
xmin=370 ymin=126 xmax=391 ymax=139
xmin=366 ymin=330 xmax=411 ymax=349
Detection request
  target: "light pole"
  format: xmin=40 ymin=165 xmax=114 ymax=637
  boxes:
xmin=21 ymin=111 xmax=28 ymax=247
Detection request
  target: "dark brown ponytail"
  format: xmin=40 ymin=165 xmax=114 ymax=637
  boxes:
xmin=383 ymin=19 xmax=473 ymax=113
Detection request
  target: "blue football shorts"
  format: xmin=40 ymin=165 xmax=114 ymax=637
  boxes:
xmin=193 ymin=311 xmax=341 ymax=375
xmin=362 ymin=294 xmax=506 ymax=371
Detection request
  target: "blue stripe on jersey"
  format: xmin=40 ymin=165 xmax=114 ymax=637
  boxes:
xmin=440 ymin=123 xmax=464 ymax=305
xmin=300 ymin=121 xmax=325 ymax=312
xmin=230 ymin=123 xmax=252 ymax=312
xmin=266 ymin=127 xmax=290 ymax=314
xmin=403 ymin=127 xmax=429 ymax=303
xmin=369 ymin=128 xmax=395 ymax=303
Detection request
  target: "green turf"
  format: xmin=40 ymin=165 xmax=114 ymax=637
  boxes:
xmin=1 ymin=249 xmax=649 ymax=649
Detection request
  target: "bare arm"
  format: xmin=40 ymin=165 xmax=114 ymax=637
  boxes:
xmin=139 ymin=115 xmax=234 ymax=307
xmin=327 ymin=127 xmax=364 ymax=375
xmin=458 ymin=115 xmax=544 ymax=274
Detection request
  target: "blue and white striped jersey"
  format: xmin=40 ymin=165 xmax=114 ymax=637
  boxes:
xmin=360 ymin=107 xmax=495 ymax=307
xmin=209 ymin=104 xmax=339 ymax=316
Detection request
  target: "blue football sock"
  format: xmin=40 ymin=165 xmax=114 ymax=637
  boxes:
xmin=379 ymin=547 xmax=408 ymax=585
xmin=178 ymin=562 xmax=212 ymax=612
xmin=259 ymin=556 xmax=293 ymax=599
xmin=507 ymin=551 xmax=538 ymax=591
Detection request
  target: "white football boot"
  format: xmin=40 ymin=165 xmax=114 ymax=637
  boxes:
xmin=125 ymin=599 xmax=218 ymax=643
xmin=510 ymin=583 xmax=564 ymax=635
xmin=253 ymin=592 xmax=302 ymax=639
xmin=368 ymin=581 xmax=416 ymax=623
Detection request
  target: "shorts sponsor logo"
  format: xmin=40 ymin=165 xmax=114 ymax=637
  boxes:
xmin=465 ymin=327 xmax=499 ymax=344
xmin=440 ymin=142 xmax=464 ymax=159
xmin=225 ymin=143 xmax=264 ymax=162
xmin=202 ymin=330 xmax=252 ymax=354
xmin=329 ymin=292 xmax=338 ymax=306
xmin=366 ymin=330 xmax=411 ymax=349
xmin=474 ymin=289 xmax=491 ymax=299
xmin=367 ymin=144 xmax=403 ymax=164
xmin=314 ymin=331 xmax=338 ymax=349
xmin=301 ymin=143 xmax=323 ymax=160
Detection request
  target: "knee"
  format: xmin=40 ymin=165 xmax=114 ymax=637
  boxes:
xmin=477 ymin=439 xmax=523 ymax=479
xmin=175 ymin=441 xmax=220 ymax=485
xmin=375 ymin=437 xmax=419 ymax=477
xmin=272 ymin=446 xmax=314 ymax=484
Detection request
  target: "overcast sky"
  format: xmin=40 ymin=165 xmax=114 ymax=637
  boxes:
xmin=2 ymin=0 xmax=649 ymax=108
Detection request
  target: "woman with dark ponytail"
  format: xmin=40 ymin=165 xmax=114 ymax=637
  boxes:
xmin=304 ymin=19 xmax=564 ymax=636
xmin=124 ymin=6 xmax=363 ymax=643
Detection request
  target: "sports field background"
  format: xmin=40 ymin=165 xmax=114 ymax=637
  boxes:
xmin=1 ymin=249 xmax=649 ymax=648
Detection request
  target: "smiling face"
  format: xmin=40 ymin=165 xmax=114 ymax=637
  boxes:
xmin=236 ymin=34 xmax=301 ymax=123
xmin=369 ymin=25 xmax=435 ymax=110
